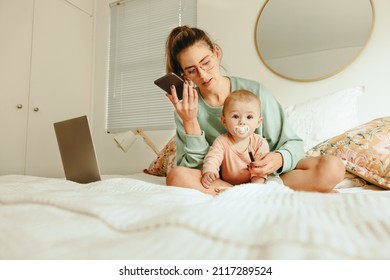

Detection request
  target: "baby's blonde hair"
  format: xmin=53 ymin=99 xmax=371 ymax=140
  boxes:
xmin=223 ymin=89 xmax=261 ymax=116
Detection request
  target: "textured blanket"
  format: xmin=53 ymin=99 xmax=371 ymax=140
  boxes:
xmin=1 ymin=175 xmax=390 ymax=259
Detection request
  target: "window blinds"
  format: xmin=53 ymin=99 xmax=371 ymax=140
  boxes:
xmin=106 ymin=0 xmax=197 ymax=132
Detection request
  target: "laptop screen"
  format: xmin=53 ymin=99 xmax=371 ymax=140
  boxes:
xmin=53 ymin=115 xmax=101 ymax=184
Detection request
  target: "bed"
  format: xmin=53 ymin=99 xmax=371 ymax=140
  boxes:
xmin=0 ymin=171 xmax=389 ymax=260
xmin=1 ymin=86 xmax=390 ymax=260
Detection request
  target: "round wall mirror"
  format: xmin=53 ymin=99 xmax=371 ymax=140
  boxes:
xmin=255 ymin=0 xmax=374 ymax=82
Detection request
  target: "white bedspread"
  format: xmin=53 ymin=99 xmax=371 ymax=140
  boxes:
xmin=1 ymin=174 xmax=390 ymax=259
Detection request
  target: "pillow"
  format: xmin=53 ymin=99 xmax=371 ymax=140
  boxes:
xmin=284 ymin=86 xmax=364 ymax=151
xmin=144 ymin=135 xmax=176 ymax=177
xmin=306 ymin=117 xmax=390 ymax=190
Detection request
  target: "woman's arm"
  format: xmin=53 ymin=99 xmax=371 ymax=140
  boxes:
xmin=166 ymin=82 xmax=210 ymax=168
xmin=175 ymin=113 xmax=210 ymax=168
xmin=259 ymin=88 xmax=305 ymax=174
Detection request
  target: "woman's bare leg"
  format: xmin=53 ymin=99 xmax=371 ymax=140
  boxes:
xmin=167 ymin=155 xmax=344 ymax=194
xmin=280 ymin=155 xmax=345 ymax=192
xmin=166 ymin=166 xmax=232 ymax=195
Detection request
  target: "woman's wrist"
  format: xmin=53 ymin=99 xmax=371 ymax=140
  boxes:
xmin=274 ymin=151 xmax=284 ymax=173
xmin=183 ymin=119 xmax=202 ymax=136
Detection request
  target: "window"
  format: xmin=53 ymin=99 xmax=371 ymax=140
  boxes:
xmin=106 ymin=0 xmax=197 ymax=132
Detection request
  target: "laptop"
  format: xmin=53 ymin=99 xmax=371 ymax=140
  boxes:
xmin=53 ymin=115 xmax=101 ymax=184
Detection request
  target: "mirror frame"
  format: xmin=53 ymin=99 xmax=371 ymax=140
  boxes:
xmin=254 ymin=0 xmax=375 ymax=82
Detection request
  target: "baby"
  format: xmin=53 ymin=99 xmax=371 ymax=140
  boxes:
xmin=201 ymin=89 xmax=269 ymax=189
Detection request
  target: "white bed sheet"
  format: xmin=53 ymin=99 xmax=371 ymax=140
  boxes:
xmin=1 ymin=173 xmax=389 ymax=260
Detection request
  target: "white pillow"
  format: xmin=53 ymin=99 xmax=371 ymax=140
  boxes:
xmin=284 ymin=86 xmax=364 ymax=151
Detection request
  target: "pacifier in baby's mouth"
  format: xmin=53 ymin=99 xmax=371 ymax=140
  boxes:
xmin=234 ymin=125 xmax=249 ymax=135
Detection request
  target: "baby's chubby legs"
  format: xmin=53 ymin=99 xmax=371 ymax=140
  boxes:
xmin=166 ymin=166 xmax=232 ymax=196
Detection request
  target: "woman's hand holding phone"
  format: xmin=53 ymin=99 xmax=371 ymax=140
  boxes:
xmin=248 ymin=152 xmax=283 ymax=177
xmin=154 ymin=72 xmax=184 ymax=100
xmin=168 ymin=81 xmax=197 ymax=118
xmin=154 ymin=73 xmax=201 ymax=135
xmin=168 ymin=81 xmax=201 ymax=136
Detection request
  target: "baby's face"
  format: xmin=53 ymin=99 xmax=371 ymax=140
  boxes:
xmin=222 ymin=100 xmax=261 ymax=139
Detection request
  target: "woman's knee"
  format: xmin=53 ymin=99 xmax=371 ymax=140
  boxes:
xmin=316 ymin=155 xmax=345 ymax=191
xmin=166 ymin=166 xmax=196 ymax=186
xmin=322 ymin=155 xmax=345 ymax=179
xmin=166 ymin=166 xmax=184 ymax=186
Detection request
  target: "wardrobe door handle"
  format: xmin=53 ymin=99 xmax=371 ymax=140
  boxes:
xmin=17 ymin=104 xmax=23 ymax=109
xmin=33 ymin=107 xmax=39 ymax=112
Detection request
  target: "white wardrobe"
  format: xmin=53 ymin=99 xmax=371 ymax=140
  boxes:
xmin=0 ymin=0 xmax=94 ymax=177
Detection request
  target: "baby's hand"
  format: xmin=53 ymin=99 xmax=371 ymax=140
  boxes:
xmin=201 ymin=172 xmax=219 ymax=189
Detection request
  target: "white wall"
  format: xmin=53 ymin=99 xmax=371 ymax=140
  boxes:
xmin=197 ymin=0 xmax=389 ymax=120
xmin=92 ymin=0 xmax=390 ymax=175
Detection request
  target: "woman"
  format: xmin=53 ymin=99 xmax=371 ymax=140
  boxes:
xmin=164 ymin=26 xmax=344 ymax=195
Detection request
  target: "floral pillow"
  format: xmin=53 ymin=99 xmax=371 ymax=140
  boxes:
xmin=144 ymin=135 xmax=176 ymax=177
xmin=306 ymin=117 xmax=390 ymax=190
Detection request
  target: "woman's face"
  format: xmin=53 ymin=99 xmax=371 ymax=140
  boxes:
xmin=177 ymin=42 xmax=221 ymax=91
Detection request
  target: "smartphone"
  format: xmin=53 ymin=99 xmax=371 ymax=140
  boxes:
xmin=154 ymin=72 xmax=184 ymax=100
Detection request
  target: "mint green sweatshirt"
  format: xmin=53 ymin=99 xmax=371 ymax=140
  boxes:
xmin=174 ymin=76 xmax=304 ymax=174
